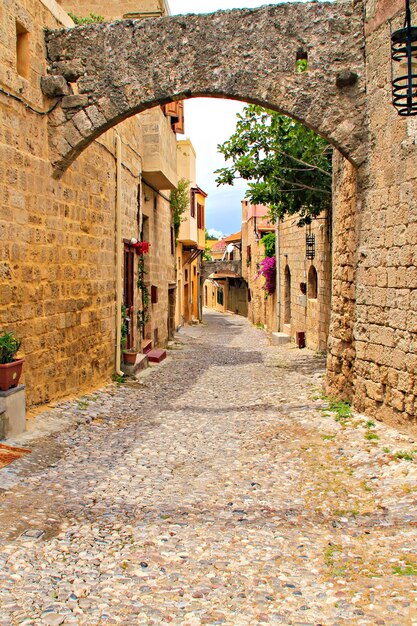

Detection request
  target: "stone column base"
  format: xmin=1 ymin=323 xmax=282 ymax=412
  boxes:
xmin=0 ymin=385 xmax=26 ymax=439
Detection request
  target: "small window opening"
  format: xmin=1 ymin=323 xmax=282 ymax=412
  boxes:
xmin=16 ymin=21 xmax=30 ymax=79
xmin=308 ymin=265 xmax=318 ymax=299
xmin=295 ymin=49 xmax=308 ymax=73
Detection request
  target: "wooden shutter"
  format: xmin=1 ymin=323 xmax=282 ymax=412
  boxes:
xmin=163 ymin=101 xmax=180 ymax=118
xmin=172 ymin=101 xmax=184 ymax=134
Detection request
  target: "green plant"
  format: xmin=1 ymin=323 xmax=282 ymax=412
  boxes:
xmin=393 ymin=450 xmax=416 ymax=461
xmin=112 ymin=373 xmax=126 ymax=384
xmin=295 ymin=58 xmax=308 ymax=73
xmin=364 ymin=432 xmax=379 ymax=441
xmin=216 ymin=105 xmax=332 ymax=226
xmin=137 ymin=254 xmax=149 ymax=334
xmin=260 ymin=232 xmax=276 ymax=258
xmin=0 ymin=331 xmax=21 ymax=364
xmin=68 ymin=11 xmax=104 ymax=24
xmin=121 ymin=305 xmax=128 ymax=350
xmin=365 ymin=420 xmax=375 ymax=428
xmin=171 ymin=178 xmax=190 ymax=239
xmin=393 ymin=563 xmax=417 ymax=576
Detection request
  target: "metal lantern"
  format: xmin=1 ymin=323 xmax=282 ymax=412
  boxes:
xmin=391 ymin=0 xmax=417 ymax=116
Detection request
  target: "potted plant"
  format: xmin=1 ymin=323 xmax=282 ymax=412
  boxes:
xmin=123 ymin=348 xmax=139 ymax=365
xmin=0 ymin=331 xmax=24 ymax=392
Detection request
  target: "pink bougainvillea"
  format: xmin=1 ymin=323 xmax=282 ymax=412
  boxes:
xmin=256 ymin=256 xmax=276 ymax=295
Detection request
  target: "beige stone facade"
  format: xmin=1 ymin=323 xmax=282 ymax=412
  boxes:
xmin=241 ymin=203 xmax=277 ymax=332
xmin=0 ymin=0 xmax=177 ymax=407
xmin=175 ymin=140 xmax=206 ymax=327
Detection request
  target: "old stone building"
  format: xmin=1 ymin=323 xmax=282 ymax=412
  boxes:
xmin=0 ymin=0 xmax=181 ymax=406
xmin=203 ymin=232 xmax=248 ymax=317
xmin=241 ymin=203 xmax=277 ymax=331
xmin=175 ymin=139 xmax=206 ymax=327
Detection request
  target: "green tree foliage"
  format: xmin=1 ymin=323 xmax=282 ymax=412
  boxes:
xmin=205 ymin=229 xmax=218 ymax=241
xmin=216 ymin=105 xmax=332 ymax=225
xmin=170 ymin=178 xmax=190 ymax=239
xmin=261 ymin=232 xmax=276 ymax=258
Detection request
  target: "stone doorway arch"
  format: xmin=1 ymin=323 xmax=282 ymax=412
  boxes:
xmin=43 ymin=2 xmax=366 ymax=177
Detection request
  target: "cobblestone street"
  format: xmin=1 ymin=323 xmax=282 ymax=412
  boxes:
xmin=0 ymin=310 xmax=416 ymax=625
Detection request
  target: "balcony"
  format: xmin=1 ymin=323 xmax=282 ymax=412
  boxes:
xmin=141 ymin=107 xmax=178 ymax=190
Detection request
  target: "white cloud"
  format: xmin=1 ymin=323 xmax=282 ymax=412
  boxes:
xmin=207 ymin=228 xmax=224 ymax=239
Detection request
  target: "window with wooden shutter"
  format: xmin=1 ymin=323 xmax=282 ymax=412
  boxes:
xmin=190 ymin=190 xmax=196 ymax=218
xmin=151 ymin=285 xmax=158 ymax=304
xmin=197 ymin=203 xmax=204 ymax=229
xmin=172 ymin=101 xmax=184 ymax=134
xmin=163 ymin=101 xmax=180 ymax=119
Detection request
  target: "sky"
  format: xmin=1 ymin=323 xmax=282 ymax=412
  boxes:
xmin=167 ymin=0 xmax=308 ymax=237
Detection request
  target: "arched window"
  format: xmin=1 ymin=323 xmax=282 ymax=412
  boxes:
xmin=308 ymin=265 xmax=318 ymax=299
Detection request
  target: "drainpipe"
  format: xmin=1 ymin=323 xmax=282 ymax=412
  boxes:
xmin=276 ymin=222 xmax=281 ymax=332
xmin=115 ymin=132 xmax=123 ymax=376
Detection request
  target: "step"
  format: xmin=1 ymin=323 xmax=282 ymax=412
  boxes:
xmin=271 ymin=332 xmax=291 ymax=346
xmin=142 ymin=339 xmax=153 ymax=354
xmin=121 ymin=353 xmax=148 ymax=378
xmin=147 ymin=349 xmax=167 ymax=363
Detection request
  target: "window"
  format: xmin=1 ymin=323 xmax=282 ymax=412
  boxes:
xmin=172 ymin=101 xmax=184 ymax=134
xmin=247 ymin=245 xmax=251 ymax=263
xmin=151 ymin=285 xmax=158 ymax=304
xmin=190 ymin=190 xmax=196 ymax=218
xmin=16 ymin=21 xmax=30 ymax=79
xmin=308 ymin=265 xmax=318 ymax=299
xmin=170 ymin=226 xmax=175 ymax=255
xmin=295 ymin=49 xmax=308 ymax=73
xmin=197 ymin=203 xmax=204 ymax=229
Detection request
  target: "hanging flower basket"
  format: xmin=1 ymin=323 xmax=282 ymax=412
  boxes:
xmin=132 ymin=241 xmax=150 ymax=255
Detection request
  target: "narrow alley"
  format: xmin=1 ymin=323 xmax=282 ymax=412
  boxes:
xmin=0 ymin=311 xmax=416 ymax=625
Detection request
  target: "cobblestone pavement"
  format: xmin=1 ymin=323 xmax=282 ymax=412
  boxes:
xmin=0 ymin=310 xmax=417 ymax=625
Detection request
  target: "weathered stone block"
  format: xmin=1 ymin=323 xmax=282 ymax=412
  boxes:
xmin=40 ymin=75 xmax=71 ymax=98
xmin=61 ymin=95 xmax=89 ymax=109
xmin=0 ymin=385 xmax=26 ymax=439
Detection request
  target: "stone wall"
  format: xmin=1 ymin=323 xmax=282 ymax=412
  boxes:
xmin=326 ymin=153 xmax=358 ymax=400
xmin=241 ymin=207 xmax=276 ymax=332
xmin=327 ymin=0 xmax=417 ymax=427
xmin=351 ymin=0 xmax=417 ymax=427
xmin=0 ymin=0 xmax=175 ymax=407
xmin=278 ymin=212 xmax=332 ymax=352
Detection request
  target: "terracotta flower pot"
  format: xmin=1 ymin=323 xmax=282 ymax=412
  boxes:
xmin=123 ymin=351 xmax=138 ymax=365
xmin=0 ymin=359 xmax=24 ymax=392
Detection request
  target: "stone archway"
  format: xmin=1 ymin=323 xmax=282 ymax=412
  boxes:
xmin=43 ymin=2 xmax=366 ymax=176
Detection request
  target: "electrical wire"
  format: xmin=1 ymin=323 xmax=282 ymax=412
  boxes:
xmin=0 ymin=85 xmax=62 ymax=115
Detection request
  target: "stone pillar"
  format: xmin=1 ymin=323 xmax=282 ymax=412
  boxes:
xmin=0 ymin=385 xmax=26 ymax=439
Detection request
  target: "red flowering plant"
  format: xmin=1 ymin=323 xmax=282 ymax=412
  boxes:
xmin=133 ymin=241 xmax=150 ymax=255
xmin=256 ymin=255 xmax=276 ymax=295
